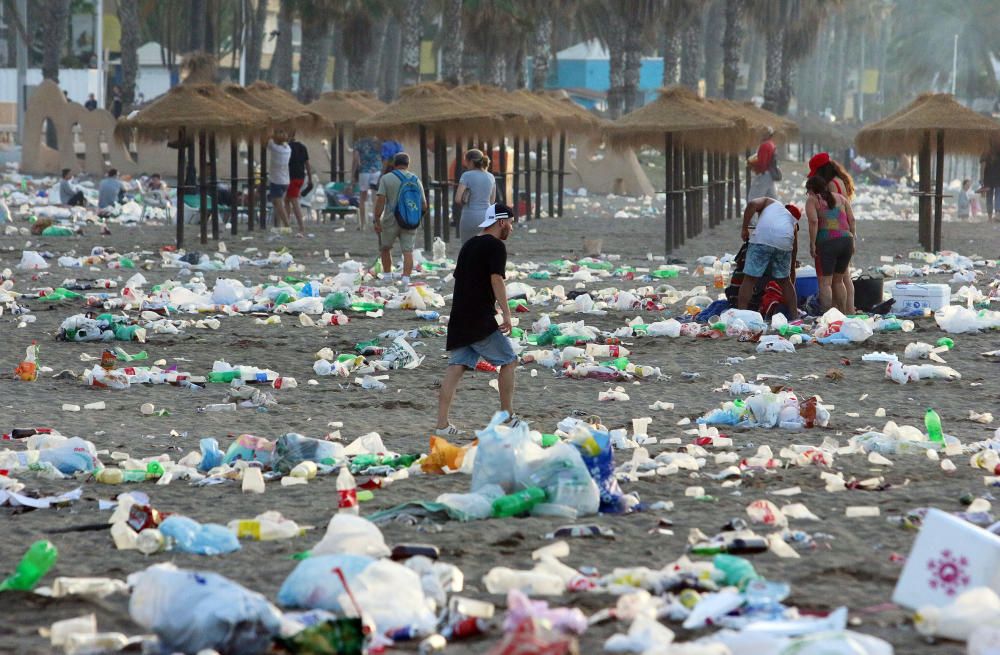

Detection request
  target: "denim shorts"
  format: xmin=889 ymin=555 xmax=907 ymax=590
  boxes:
xmin=744 ymin=242 xmax=792 ymax=279
xmin=268 ymin=183 xmax=288 ymax=199
xmin=448 ymin=330 xmax=517 ymax=369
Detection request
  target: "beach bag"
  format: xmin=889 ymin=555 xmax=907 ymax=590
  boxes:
xmin=391 ymin=170 xmax=423 ymax=229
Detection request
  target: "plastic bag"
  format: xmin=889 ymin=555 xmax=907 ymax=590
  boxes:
xmin=421 ymin=436 xmax=472 ymax=473
xmin=435 ymin=485 xmax=505 ymax=521
xmin=159 ymin=516 xmax=241 ymax=555
xmin=212 ymin=279 xmax=248 ymax=305
xmin=311 ymin=514 xmax=390 ymax=558
xmin=38 ymin=437 xmax=99 ymax=475
xmin=272 ymin=433 xmax=344 ymax=473
xmin=471 ymin=412 xmax=527 ymax=493
xmin=223 ymin=434 xmax=274 ymax=466
xmin=571 ymin=427 xmax=625 ymax=513
xmin=18 ymin=251 xmax=48 ymax=270
xmin=128 ymin=563 xmax=281 ymax=655
xmin=515 ymin=441 xmax=600 ymax=516
xmin=277 ymin=555 xmax=436 ymax=635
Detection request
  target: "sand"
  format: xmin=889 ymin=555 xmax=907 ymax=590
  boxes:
xmin=0 ymin=189 xmax=997 ymax=655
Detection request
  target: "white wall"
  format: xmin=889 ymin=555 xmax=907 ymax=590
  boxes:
xmin=0 ymin=68 xmax=172 ymax=106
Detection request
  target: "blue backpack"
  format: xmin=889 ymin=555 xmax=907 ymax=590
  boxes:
xmin=391 ymin=170 xmax=423 ymax=229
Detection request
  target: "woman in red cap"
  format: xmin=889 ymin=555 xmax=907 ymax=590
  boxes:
xmin=808 ymin=152 xmax=856 ymax=312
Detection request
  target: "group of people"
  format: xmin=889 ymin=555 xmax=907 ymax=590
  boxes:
xmin=59 ymin=167 xmax=168 ymax=215
xmin=740 ymin=141 xmax=858 ymax=319
xmin=265 ymin=131 xmax=314 ymax=236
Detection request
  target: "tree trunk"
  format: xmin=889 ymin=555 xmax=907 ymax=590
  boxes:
xmin=607 ymin=18 xmax=626 ymax=118
xmin=245 ymin=0 xmax=268 ymax=82
xmin=118 ymin=0 xmax=141 ymax=109
xmin=440 ymin=0 xmax=463 ymax=85
xmin=461 ymin=47 xmax=480 ymax=84
xmin=41 ymin=0 xmax=70 ymax=82
xmin=679 ymin=23 xmax=700 ymax=89
xmin=622 ymin=23 xmax=642 ymax=113
xmin=400 ymin=0 xmax=422 ymax=87
xmin=271 ymin=0 xmax=294 ymax=90
xmin=188 ymin=0 xmax=206 ymax=52
xmin=297 ymin=14 xmax=330 ymax=102
xmin=832 ymin=14 xmax=848 ymax=116
xmin=204 ymin=0 xmax=216 ymax=55
xmin=530 ymin=11 xmax=552 ymax=90
xmin=485 ymin=44 xmax=506 ymax=87
xmin=333 ymin=24 xmax=347 ymax=89
xmin=722 ymin=0 xmax=743 ymax=99
xmin=703 ymin=1 xmax=724 ymax=97
xmin=365 ymin=16 xmax=390 ymax=93
xmin=381 ymin=17 xmax=402 ymax=100
xmin=661 ymin=24 xmax=679 ymax=86
xmin=762 ymin=26 xmax=784 ymax=112
xmin=506 ymin=41 xmax=524 ymax=90
xmin=746 ymin=30 xmax=764 ymax=97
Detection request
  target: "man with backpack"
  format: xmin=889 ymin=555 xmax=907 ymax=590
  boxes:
xmin=373 ymin=152 xmax=425 ymax=285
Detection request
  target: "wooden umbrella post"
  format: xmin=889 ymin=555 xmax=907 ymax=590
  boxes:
xmin=512 ymin=137 xmax=521 ymax=219
xmin=198 ymin=131 xmax=208 ymax=245
xmin=329 ymin=131 xmax=337 ymax=184
xmin=663 ymin=132 xmax=674 ymax=253
xmin=175 ymin=128 xmax=185 ymax=249
xmin=934 ymin=129 xmax=945 ymax=253
xmin=534 ymin=139 xmax=542 ymax=220
xmin=452 ymin=137 xmax=461 ymax=241
xmin=337 ymin=130 xmax=345 ymax=182
xmin=419 ymin=124 xmax=431 ymax=252
xmin=557 ymin=132 xmax=566 ymax=217
xmin=209 ymin=133 xmax=219 ymax=241
xmin=546 ymin=137 xmax=554 ymax=219
xmin=674 ymin=140 xmax=685 ymax=247
xmin=524 ymin=137 xmax=532 ymax=221
xmin=230 ymin=138 xmax=238 ymax=236
xmin=247 ymin=140 xmax=256 ymax=232
xmin=918 ymin=131 xmax=931 ymax=251
xmin=259 ymin=137 xmax=268 ymax=229
xmin=498 ymin=137 xmax=508 ymax=204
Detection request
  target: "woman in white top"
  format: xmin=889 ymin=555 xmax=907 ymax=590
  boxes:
xmin=455 ymin=149 xmax=496 ymax=244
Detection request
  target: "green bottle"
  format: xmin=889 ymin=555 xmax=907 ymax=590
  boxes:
xmin=778 ymin=324 xmax=803 ymax=336
xmin=274 ymin=292 xmax=292 ymax=306
xmin=713 ymin=554 xmax=761 ymax=590
xmin=145 ymin=461 xmax=165 ymax=477
xmin=541 ymin=433 xmax=559 ymax=448
xmin=324 ymin=292 xmax=350 ymax=311
xmin=510 ymin=327 xmax=525 ymax=339
xmin=492 ymin=487 xmax=546 ymax=518
xmin=118 ymin=257 xmax=135 ymax=269
xmin=0 ymin=540 xmax=58 ymax=591
xmin=207 ymin=370 xmax=241 ymax=383
xmin=925 ymin=408 xmax=944 ymax=443
xmin=611 ymin=357 xmax=630 ymax=371
xmin=123 ymin=469 xmax=147 ymax=483
xmin=936 ymin=337 xmax=954 ymax=350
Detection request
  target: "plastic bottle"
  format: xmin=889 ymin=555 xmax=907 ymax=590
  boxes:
xmin=202 ymin=403 xmax=237 ymax=412
xmin=207 ymin=370 xmax=241 ymax=383
xmin=136 ymin=528 xmax=167 ymax=555
xmin=585 ymin=343 xmax=630 ymax=358
xmin=337 ymin=467 xmax=358 ymax=514
xmin=13 ymin=341 xmax=39 ymax=381
xmin=242 ymin=463 xmax=265 ymax=494
xmin=925 ymin=408 xmax=944 ymax=443
xmin=390 ymin=544 xmax=441 ymax=561
xmin=95 ymin=467 xmax=124 ymax=484
xmin=492 ymin=487 xmax=547 ymax=518
xmin=0 ymin=540 xmax=58 ymax=591
xmin=272 ymin=377 xmax=297 ymax=389
xmin=712 ymin=554 xmax=761 ymax=590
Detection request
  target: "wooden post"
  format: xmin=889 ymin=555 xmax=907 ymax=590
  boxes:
xmin=337 ymin=131 xmax=345 ymax=182
xmin=230 ymin=138 xmax=238 ymax=236
xmin=512 ymin=137 xmax=521 ymax=218
xmin=433 ymin=134 xmax=443 ymax=239
xmin=707 ymin=151 xmax=716 ymax=229
xmin=259 ymin=137 xmax=268 ymax=229
xmin=419 ymin=124 xmax=431 ymax=252
xmin=674 ymin=140 xmax=685 ymax=247
xmin=918 ymin=131 xmax=931 ymax=251
xmin=557 ymin=132 xmax=566 ymax=217
xmin=198 ymin=131 xmax=208 ymax=244
xmin=498 ymin=138 xmax=508 ymax=204
xmin=209 ymin=133 xmax=219 ymax=240
xmin=524 ymin=136 xmax=532 ymax=220
xmin=452 ymin=137 xmax=461 ymax=240
xmin=733 ymin=153 xmax=741 ymax=214
xmin=175 ymin=128 xmax=185 ymax=248
xmin=246 ymin=140 xmax=255 ymax=232
xmin=534 ymin=139 xmax=542 ymax=219
xmin=330 ymin=132 xmax=337 ymax=183
xmin=663 ymin=132 xmax=673 ymax=253
xmin=685 ymin=148 xmax=694 ymax=239
xmin=546 ymin=137 xmax=554 ymax=219
xmin=934 ymin=129 xmax=944 ymax=253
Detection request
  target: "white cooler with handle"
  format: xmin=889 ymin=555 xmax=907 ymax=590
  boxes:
xmin=887 ymin=281 xmax=951 ymax=312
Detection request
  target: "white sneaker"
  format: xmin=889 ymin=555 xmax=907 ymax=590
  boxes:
xmin=401 ymin=275 xmax=411 ymax=286
xmin=434 ymin=424 xmax=463 ymax=438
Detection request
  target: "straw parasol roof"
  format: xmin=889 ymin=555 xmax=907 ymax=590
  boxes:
xmin=114 ymin=83 xmax=269 ymax=143
xmin=797 ymin=114 xmax=856 ymax=149
xmin=344 ymin=91 xmax=387 ymax=113
xmin=307 ymin=91 xmax=378 ymax=126
xmin=710 ymin=99 xmax=798 ymax=146
xmin=227 ymin=81 xmax=330 ymax=136
xmin=452 ymin=84 xmax=555 ymax=137
xmin=605 ymin=86 xmax=743 ymax=152
xmin=534 ymin=90 xmax=607 ymax=135
xmin=355 ymin=82 xmax=498 ymax=138
xmin=856 ymin=93 xmax=1000 ymax=156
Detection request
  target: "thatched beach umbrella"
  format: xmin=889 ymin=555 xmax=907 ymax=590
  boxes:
xmin=606 ymin=87 xmax=744 ymax=252
xmin=856 ymin=93 xmax=1000 ymax=251
xmin=308 ymin=91 xmax=380 ymax=183
xmin=797 ymin=115 xmax=855 ymax=157
xmin=116 ymin=84 xmax=269 ymax=247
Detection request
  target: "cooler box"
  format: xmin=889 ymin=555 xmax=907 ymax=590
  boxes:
xmin=794 ymin=267 xmax=818 ymax=299
xmin=892 ymin=508 xmax=1000 ymax=610
xmin=888 ymin=281 xmax=950 ymax=312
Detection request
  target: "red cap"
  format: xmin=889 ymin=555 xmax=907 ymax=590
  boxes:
xmin=808 ymin=152 xmax=830 ymax=177
xmin=785 ymin=204 xmax=802 ymax=219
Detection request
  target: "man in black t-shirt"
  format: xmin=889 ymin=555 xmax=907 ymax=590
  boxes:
xmin=285 ymin=134 xmax=311 ymax=235
xmin=981 ymin=149 xmax=1000 ymax=221
xmin=435 ymin=203 xmax=519 ymax=437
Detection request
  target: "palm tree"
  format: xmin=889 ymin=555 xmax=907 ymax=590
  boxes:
xmin=659 ymin=1 xmax=701 ymax=91
xmin=188 ymin=0 xmax=207 ymax=52
xmin=463 ymin=0 xmax=528 ymax=88
xmin=40 ymin=0 xmax=70 ymax=83
xmin=271 ymin=0 xmax=295 ymax=90
xmin=439 ymin=0 xmax=464 ymax=85
xmin=118 ymin=0 xmax=141 ymax=109
xmin=245 ymin=0 xmax=269 ymax=82
xmin=530 ymin=3 xmax=554 ymax=90
xmin=298 ymin=1 xmax=334 ymax=102
xmin=400 ymin=0 xmax=423 ymax=87
xmin=722 ymin=0 xmax=744 ymax=99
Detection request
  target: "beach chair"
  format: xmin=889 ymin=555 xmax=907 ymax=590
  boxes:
xmin=183 ymin=194 xmax=232 ymax=225
xmin=320 ymin=182 xmax=359 ymax=223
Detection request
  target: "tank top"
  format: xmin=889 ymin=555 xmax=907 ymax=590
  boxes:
xmin=815 ymin=194 xmax=851 ymax=242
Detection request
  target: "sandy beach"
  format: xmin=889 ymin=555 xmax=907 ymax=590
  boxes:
xmin=1 ymin=182 xmax=998 ymax=654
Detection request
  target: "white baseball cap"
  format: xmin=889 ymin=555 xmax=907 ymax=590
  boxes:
xmin=478 ymin=203 xmax=514 ymax=228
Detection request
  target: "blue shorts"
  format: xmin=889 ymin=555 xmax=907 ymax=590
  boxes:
xmin=744 ymin=242 xmax=792 ymax=279
xmin=268 ymin=183 xmax=288 ymax=200
xmin=448 ymin=331 xmax=517 ymax=369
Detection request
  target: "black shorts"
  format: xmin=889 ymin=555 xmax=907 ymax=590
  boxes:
xmin=815 ymin=236 xmax=853 ymax=276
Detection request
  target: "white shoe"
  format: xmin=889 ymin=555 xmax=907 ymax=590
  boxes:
xmin=434 ymin=424 xmax=463 ymax=438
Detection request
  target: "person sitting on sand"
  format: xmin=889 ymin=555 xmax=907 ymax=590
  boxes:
xmin=436 ymin=203 xmax=520 ymax=437
xmin=738 ymin=197 xmax=799 ymax=318
xmin=59 ymin=169 xmax=86 ymax=207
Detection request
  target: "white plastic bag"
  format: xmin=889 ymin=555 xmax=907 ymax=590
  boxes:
xmin=310 ymin=514 xmax=390 ymax=557
xmin=18 ymin=250 xmax=48 ymax=270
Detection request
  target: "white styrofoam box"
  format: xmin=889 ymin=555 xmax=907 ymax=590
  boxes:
xmin=888 ymin=281 xmax=951 ymax=312
xmin=892 ymin=508 xmax=1000 ymax=610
